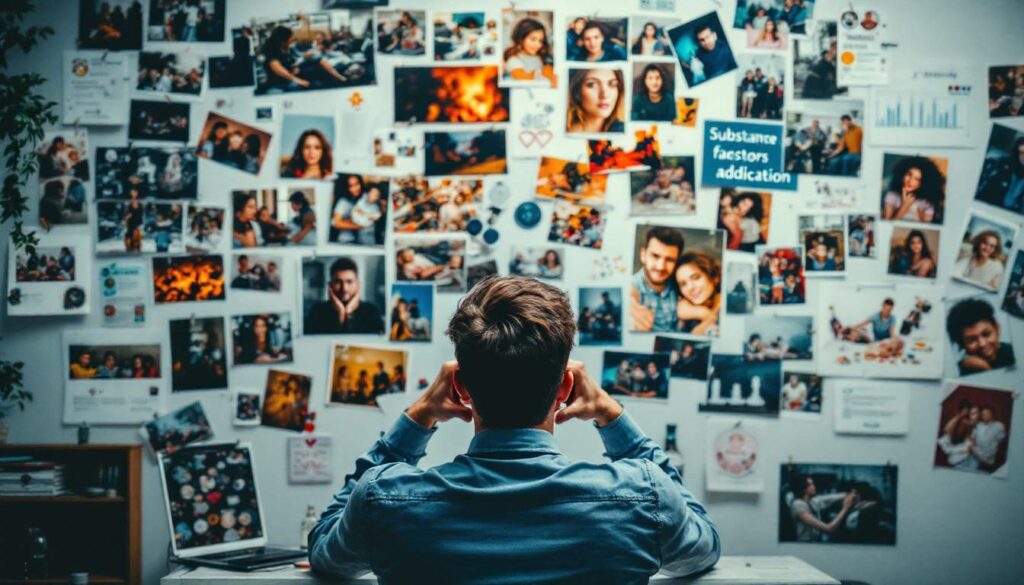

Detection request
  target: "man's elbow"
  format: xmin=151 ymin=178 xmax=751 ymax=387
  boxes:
xmin=662 ymin=518 xmax=721 ymax=577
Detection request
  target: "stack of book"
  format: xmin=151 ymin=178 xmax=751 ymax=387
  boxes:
xmin=0 ymin=459 xmax=67 ymax=497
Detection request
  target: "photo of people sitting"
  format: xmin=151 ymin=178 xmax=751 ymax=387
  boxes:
xmin=509 ymin=248 xmax=563 ymax=280
xmin=392 ymin=178 xmax=482 ymax=233
xmin=377 ymin=10 xmax=425 ymax=56
xmin=67 ymin=344 xmax=160 ymax=379
xmin=782 ymin=372 xmax=822 ymax=414
xmin=952 ymin=214 xmax=1015 ymax=291
xmin=434 ymin=12 xmax=497 ymax=62
xmin=328 ymin=345 xmax=407 ymax=407
xmin=15 ymin=247 xmax=76 ymax=282
xmin=535 ymin=157 xmax=608 ymax=206
xmin=302 ymin=256 xmax=386 ymax=335
xmin=887 ymin=226 xmax=939 ymax=279
xmin=847 ymin=214 xmax=876 ymax=258
xmin=279 ymin=115 xmax=334 ymax=179
xmin=128 ymin=99 xmax=190 ymax=142
xmin=668 ymin=13 xmax=737 ymax=88
xmin=735 ymin=54 xmax=785 ymax=120
xmin=147 ymin=0 xmax=225 ymax=42
xmin=974 ymin=124 xmax=1024 ymax=216
xmin=185 ymin=205 xmax=223 ymax=252
xmin=196 ymin=113 xmax=270 ymax=175
xmin=261 ymin=370 xmax=311 ymax=432
xmin=600 ymin=351 xmax=670 ymax=400
xmin=136 ymin=51 xmax=204 ymax=95
xmin=96 ymin=198 xmax=184 ymax=255
xmin=425 ymin=130 xmax=507 ymax=176
xmin=395 ymin=239 xmax=467 ymax=293
xmin=793 ymin=21 xmax=845 ymax=99
xmin=631 ymin=62 xmax=677 ymax=122
xmin=756 ymin=246 xmax=804 ymax=305
xmin=945 ymin=297 xmax=1016 ymax=376
xmin=785 ymin=107 xmax=864 ymax=176
xmin=169 ymin=316 xmax=227 ymax=391
xmin=96 ymin=147 xmax=198 ymax=200
xmin=566 ymin=17 xmax=627 ymax=62
xmin=734 ymin=0 xmax=813 ymax=36
xmin=718 ymin=189 xmax=769 ymax=252
xmin=880 ymin=154 xmax=946 ymax=224
xmin=743 ymin=316 xmax=814 ymax=361
xmin=629 ymin=18 xmax=673 ymax=56
xmin=578 ymin=287 xmax=622 ymax=345
xmin=935 ymin=385 xmax=1013 ymax=475
xmin=232 ymin=313 xmax=293 ymax=366
xmin=780 ymin=463 xmax=896 ymax=545
xmin=78 ymin=0 xmax=143 ymax=50
xmin=800 ymin=216 xmax=845 ymax=273
xmin=389 ymin=284 xmax=432 ymax=342
xmin=827 ymin=292 xmax=940 ymax=367
xmin=251 ymin=10 xmax=375 ymax=95
xmin=329 ymin=174 xmax=388 ymax=246
xmin=654 ymin=336 xmax=711 ymax=380
xmin=230 ymin=254 xmax=281 ymax=293
xmin=37 ymin=132 xmax=90 ymax=226
xmin=988 ymin=65 xmax=1024 ymax=118
xmin=231 ymin=188 xmax=316 ymax=247
xmin=548 ymin=201 xmax=605 ymax=250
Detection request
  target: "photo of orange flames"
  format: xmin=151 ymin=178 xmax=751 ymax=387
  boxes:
xmin=153 ymin=255 xmax=225 ymax=304
xmin=394 ymin=66 xmax=510 ymax=124
xmin=535 ymin=157 xmax=608 ymax=206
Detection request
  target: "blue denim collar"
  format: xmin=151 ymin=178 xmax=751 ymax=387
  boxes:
xmin=467 ymin=428 xmax=562 ymax=456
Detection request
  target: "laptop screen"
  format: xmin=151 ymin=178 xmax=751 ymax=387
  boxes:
xmin=159 ymin=443 xmax=265 ymax=555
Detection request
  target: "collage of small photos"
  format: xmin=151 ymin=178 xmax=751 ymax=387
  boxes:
xmin=6 ymin=0 xmax=1023 ymax=549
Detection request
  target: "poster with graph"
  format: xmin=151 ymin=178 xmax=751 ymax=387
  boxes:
xmin=868 ymin=66 xmax=975 ymax=148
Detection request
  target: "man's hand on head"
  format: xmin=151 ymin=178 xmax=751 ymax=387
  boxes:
xmin=556 ymin=360 xmax=624 ymax=427
xmin=406 ymin=361 xmax=473 ymax=429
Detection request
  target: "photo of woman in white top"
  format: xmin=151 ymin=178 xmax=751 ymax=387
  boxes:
xmin=952 ymin=215 xmax=1016 ymax=291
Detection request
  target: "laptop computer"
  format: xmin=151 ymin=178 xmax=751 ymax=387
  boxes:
xmin=157 ymin=442 xmax=307 ymax=571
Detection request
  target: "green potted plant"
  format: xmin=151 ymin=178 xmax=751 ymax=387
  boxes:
xmin=0 ymin=0 xmax=56 ymax=442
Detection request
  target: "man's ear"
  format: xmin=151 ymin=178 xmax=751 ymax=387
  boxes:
xmin=556 ymin=369 xmax=574 ymax=405
xmin=452 ymin=367 xmax=473 ymax=405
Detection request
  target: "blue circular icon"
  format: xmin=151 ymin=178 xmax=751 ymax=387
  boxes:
xmin=515 ymin=202 xmax=542 ymax=229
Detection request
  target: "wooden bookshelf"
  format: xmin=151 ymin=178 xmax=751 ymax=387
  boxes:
xmin=0 ymin=444 xmax=141 ymax=585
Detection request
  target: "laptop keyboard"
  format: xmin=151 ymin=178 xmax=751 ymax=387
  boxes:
xmin=203 ymin=547 xmax=300 ymax=561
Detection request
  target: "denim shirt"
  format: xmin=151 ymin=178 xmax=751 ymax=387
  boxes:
xmin=632 ymin=270 xmax=679 ymax=332
xmin=308 ymin=411 xmax=720 ymax=584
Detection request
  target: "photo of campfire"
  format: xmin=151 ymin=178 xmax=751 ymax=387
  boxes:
xmin=394 ymin=66 xmax=510 ymax=124
xmin=588 ymin=126 xmax=662 ymax=174
xmin=152 ymin=254 xmax=225 ymax=304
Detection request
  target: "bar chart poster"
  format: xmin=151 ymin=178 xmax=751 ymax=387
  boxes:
xmin=868 ymin=68 xmax=975 ymax=148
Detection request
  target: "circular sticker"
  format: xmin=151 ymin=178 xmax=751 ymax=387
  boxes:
xmin=514 ymin=202 xmax=542 ymax=229
xmin=714 ymin=429 xmax=758 ymax=478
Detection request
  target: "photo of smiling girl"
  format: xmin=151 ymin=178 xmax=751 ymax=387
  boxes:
xmin=501 ymin=10 xmax=556 ymax=87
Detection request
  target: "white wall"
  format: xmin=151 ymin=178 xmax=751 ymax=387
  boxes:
xmin=2 ymin=1 xmax=1023 ymax=584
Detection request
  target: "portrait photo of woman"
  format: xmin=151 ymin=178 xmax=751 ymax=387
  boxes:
xmin=280 ymin=115 xmax=335 ymax=179
xmin=501 ymin=10 xmax=556 ymax=87
xmin=232 ymin=313 xmax=292 ymax=366
xmin=566 ymin=68 xmax=625 ymax=134
xmin=631 ymin=62 xmax=676 ymax=122
xmin=888 ymin=227 xmax=939 ymax=279
xmin=674 ymin=249 xmax=722 ymax=336
xmin=952 ymin=213 xmax=1017 ymax=292
xmin=630 ymin=20 xmax=672 ymax=56
xmin=880 ymin=154 xmax=946 ymax=224
xmin=718 ymin=189 xmax=770 ymax=253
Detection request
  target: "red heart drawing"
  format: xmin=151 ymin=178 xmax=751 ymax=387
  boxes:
xmin=534 ymin=130 xmax=553 ymax=148
xmin=305 ymin=438 xmax=318 ymax=448
xmin=518 ymin=131 xmax=536 ymax=148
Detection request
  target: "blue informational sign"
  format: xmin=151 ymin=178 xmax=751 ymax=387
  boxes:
xmin=701 ymin=119 xmax=797 ymax=191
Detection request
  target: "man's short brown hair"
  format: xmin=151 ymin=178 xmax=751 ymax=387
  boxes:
xmin=447 ymin=275 xmax=576 ymax=429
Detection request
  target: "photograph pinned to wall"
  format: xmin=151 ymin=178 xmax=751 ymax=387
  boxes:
xmin=631 ymin=225 xmax=724 ymax=335
xmin=231 ymin=187 xmax=317 ymax=248
xmin=799 ymin=214 xmax=847 ymax=275
xmin=579 ymin=287 xmax=623 ymax=346
xmin=395 ymin=66 xmax=510 ymax=123
xmin=424 ymin=130 xmax=507 ymax=176
xmin=779 ymin=462 xmax=897 ymax=545
xmin=99 ymin=258 xmax=148 ymax=327
xmin=7 ymin=235 xmax=91 ymax=317
xmin=701 ymin=354 xmax=781 ymax=416
xmin=62 ymin=50 xmax=131 ymax=126
xmin=169 ymin=316 xmax=228 ymax=391
xmin=974 ymin=124 xmax=1024 ymax=216
xmin=37 ymin=130 xmax=90 ymax=228
xmin=667 ymin=12 xmax=737 ymax=88
xmin=391 ymin=178 xmax=483 ymax=233
xmin=743 ymin=315 xmax=814 ymax=362
xmin=279 ymin=114 xmax=335 ymax=180
xmin=371 ymin=127 xmax=422 ymax=175
xmin=152 ymin=254 xmax=224 ymax=304
xmin=434 ymin=11 xmax=498 ymax=62
xmin=886 ymin=224 xmax=939 ymax=280
xmin=565 ymin=68 xmax=626 ymax=135
xmin=330 ymin=174 xmax=389 ymax=246
xmin=793 ymin=20 xmax=845 ymax=99
xmin=734 ymin=0 xmax=812 ymax=35
xmin=630 ymin=155 xmax=696 ymax=216
xmin=951 ymin=211 xmax=1017 ymax=292
xmin=62 ymin=329 xmax=163 ymax=424
xmin=566 ymin=16 xmax=628 ymax=62
xmin=834 ymin=381 xmax=910 ymax=436
xmin=261 ymin=369 xmax=312 ymax=432
xmin=327 ymin=344 xmax=408 ymax=407
xmin=879 ymin=153 xmax=947 ymax=224
xmin=600 ymin=351 xmax=671 ymax=401
xmin=548 ymin=200 xmax=606 ymax=250
xmin=628 ymin=16 xmax=676 ymax=57
xmin=230 ymin=253 xmax=282 ymax=293
xmin=146 ymin=0 xmax=226 ymax=42
xmin=725 ymin=255 xmax=757 ymax=314
xmin=944 ymin=295 xmax=1016 ymax=378
xmin=184 ymin=204 xmax=223 ymax=253
xmin=140 ymin=402 xmax=212 ymax=454
xmin=718 ymin=189 xmax=771 ymax=252
xmin=653 ymin=336 xmax=711 ymax=380
xmin=376 ymin=9 xmax=426 ymax=56
xmin=735 ymin=53 xmax=785 ymax=120
xmin=705 ymin=419 xmax=764 ymax=493
xmin=988 ymin=65 xmax=1024 ymax=118
xmin=232 ymin=313 xmax=294 ymax=366
xmin=128 ymin=99 xmax=190 ymax=143
xmin=288 ymin=435 xmax=333 ymax=484
xmin=389 ymin=283 xmax=433 ymax=342
xmin=500 ymin=10 xmax=556 ymax=88
xmin=674 ymin=97 xmax=700 ymax=127
xmin=934 ymin=382 xmax=1013 ymax=477
xmin=207 ymin=27 xmax=256 ymax=89
xmin=509 ymin=248 xmax=564 ymax=280
xmin=755 ymin=245 xmax=805 ymax=306
xmin=784 ymin=100 xmax=865 ymax=177
xmin=251 ymin=9 xmax=375 ymax=95
xmin=233 ymin=391 xmax=262 ymax=426
xmin=535 ymin=157 xmax=609 ymax=207
xmin=1003 ymin=251 xmax=1024 ymax=319
xmin=394 ymin=237 xmax=467 ymax=293
xmin=817 ymin=282 xmax=944 ymax=379
xmin=301 ymin=254 xmax=386 ymax=335
xmin=78 ymin=0 xmax=143 ymax=50
xmin=587 ymin=127 xmax=662 ymax=174
xmin=510 ymin=89 xmax=559 ymax=158
xmin=195 ymin=112 xmax=271 ymax=175
xmin=847 ymin=214 xmax=877 ymax=258
xmin=135 ymin=51 xmax=205 ymax=97
xmin=781 ymin=371 xmax=823 ymax=420
xmin=467 ymin=257 xmax=499 ymax=289
xmin=95 ymin=146 xmax=198 ymax=200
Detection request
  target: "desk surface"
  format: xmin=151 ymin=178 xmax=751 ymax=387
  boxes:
xmin=162 ymin=556 xmax=840 ymax=585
